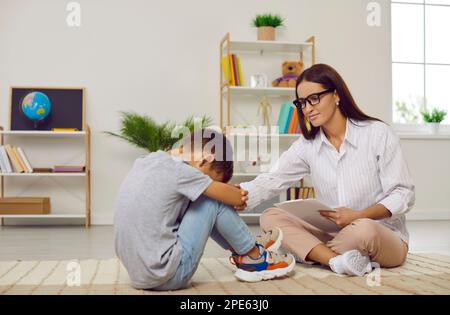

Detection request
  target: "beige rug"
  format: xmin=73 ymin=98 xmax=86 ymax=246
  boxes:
xmin=1 ymin=253 xmax=449 ymax=295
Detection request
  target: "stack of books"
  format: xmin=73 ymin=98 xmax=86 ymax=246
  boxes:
xmin=221 ymin=54 xmax=244 ymax=86
xmin=286 ymin=186 xmax=315 ymax=201
xmin=276 ymin=102 xmax=301 ymax=134
xmin=53 ymin=165 xmax=85 ymax=173
xmin=0 ymin=144 xmax=33 ymax=173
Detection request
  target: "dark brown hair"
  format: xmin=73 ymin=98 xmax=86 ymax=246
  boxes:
xmin=295 ymin=64 xmax=382 ymax=140
xmin=182 ymin=128 xmax=234 ymax=183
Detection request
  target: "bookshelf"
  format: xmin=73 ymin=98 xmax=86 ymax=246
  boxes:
xmin=219 ymin=33 xmax=316 ymax=218
xmin=0 ymin=125 xmax=91 ymax=227
xmin=219 ymin=33 xmax=315 ymax=128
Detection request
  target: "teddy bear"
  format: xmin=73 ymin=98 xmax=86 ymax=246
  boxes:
xmin=272 ymin=61 xmax=304 ymax=88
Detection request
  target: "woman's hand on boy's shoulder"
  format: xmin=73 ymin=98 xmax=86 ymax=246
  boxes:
xmin=233 ymin=184 xmax=248 ymax=211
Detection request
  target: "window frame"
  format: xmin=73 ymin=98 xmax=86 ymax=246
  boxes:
xmin=391 ymin=0 xmax=450 ymax=135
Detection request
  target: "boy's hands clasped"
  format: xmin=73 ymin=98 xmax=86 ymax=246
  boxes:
xmin=233 ymin=184 xmax=248 ymax=211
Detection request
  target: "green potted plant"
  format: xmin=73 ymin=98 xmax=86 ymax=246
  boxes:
xmin=105 ymin=111 xmax=212 ymax=152
xmin=252 ymin=13 xmax=285 ymax=41
xmin=420 ymin=107 xmax=448 ymax=134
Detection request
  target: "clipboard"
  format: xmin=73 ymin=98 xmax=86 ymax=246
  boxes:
xmin=274 ymin=198 xmax=341 ymax=233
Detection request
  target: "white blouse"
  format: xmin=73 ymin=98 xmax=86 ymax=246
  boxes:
xmin=240 ymin=119 xmax=415 ymax=244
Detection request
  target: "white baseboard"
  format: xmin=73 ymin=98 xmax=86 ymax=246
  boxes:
xmin=2 ymin=209 xmax=448 ymax=226
xmin=403 ymin=209 xmax=450 ymax=221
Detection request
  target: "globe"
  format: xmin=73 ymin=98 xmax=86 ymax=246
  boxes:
xmin=21 ymin=91 xmax=52 ymax=121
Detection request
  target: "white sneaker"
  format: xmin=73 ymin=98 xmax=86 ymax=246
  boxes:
xmin=329 ymin=250 xmax=373 ymax=276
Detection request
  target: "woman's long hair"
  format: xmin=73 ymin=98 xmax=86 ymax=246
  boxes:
xmin=295 ymin=64 xmax=382 ymax=140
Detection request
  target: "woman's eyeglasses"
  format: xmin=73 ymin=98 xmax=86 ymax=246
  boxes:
xmin=293 ymin=88 xmax=335 ymax=109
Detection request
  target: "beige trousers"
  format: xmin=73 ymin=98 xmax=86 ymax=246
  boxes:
xmin=260 ymin=207 xmax=408 ymax=267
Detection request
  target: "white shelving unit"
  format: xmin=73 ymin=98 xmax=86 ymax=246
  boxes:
xmin=0 ymin=173 xmax=87 ymax=177
xmin=0 ymin=130 xmax=86 ymax=136
xmin=219 ymin=34 xmax=316 ymax=220
xmin=228 ymin=40 xmax=313 ymax=54
xmin=0 ymin=214 xmax=86 ymax=219
xmin=223 ymin=86 xmax=295 ymax=97
xmin=227 ymin=132 xmax=301 ymax=139
xmin=0 ymin=126 xmax=91 ymax=227
xmin=219 ymin=32 xmax=315 ymax=128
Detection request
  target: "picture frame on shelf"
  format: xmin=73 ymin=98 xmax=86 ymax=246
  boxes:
xmin=250 ymin=74 xmax=268 ymax=88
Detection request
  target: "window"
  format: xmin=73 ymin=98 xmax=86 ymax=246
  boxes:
xmin=392 ymin=0 xmax=450 ymax=124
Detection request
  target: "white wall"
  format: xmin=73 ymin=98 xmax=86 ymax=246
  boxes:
xmin=0 ymin=0 xmax=448 ymax=224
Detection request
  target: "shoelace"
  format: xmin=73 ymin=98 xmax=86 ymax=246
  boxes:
xmin=229 ymin=247 xmax=290 ymax=266
xmin=265 ymin=251 xmax=290 ymax=264
xmin=255 ymin=229 xmax=273 ymax=245
xmin=229 ymin=243 xmax=265 ymax=266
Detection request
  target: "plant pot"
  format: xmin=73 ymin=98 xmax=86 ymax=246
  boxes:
xmin=427 ymin=122 xmax=440 ymax=134
xmin=257 ymin=26 xmax=276 ymax=41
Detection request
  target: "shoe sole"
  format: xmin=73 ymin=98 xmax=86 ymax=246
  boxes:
xmin=343 ymin=250 xmax=371 ymax=276
xmin=233 ymin=253 xmax=296 ymax=283
xmin=266 ymin=227 xmax=283 ymax=252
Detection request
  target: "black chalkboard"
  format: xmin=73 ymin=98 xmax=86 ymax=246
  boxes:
xmin=10 ymin=87 xmax=85 ymax=131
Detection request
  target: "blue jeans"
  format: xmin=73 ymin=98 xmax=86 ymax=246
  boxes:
xmin=153 ymin=195 xmax=256 ymax=291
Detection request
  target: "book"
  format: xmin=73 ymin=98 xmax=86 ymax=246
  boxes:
xmin=277 ymin=103 xmax=293 ymax=134
xmin=294 ymin=108 xmax=300 ymax=133
xmin=228 ymin=55 xmax=236 ymax=86
xmin=287 ymin=109 xmax=295 ymax=134
xmin=283 ymin=106 xmax=293 ymax=133
xmin=231 ymin=54 xmax=239 ymax=86
xmin=274 ymin=198 xmax=340 ymax=232
xmin=236 ymin=55 xmax=244 ymax=86
xmin=0 ymin=153 xmax=4 ymax=173
xmin=32 ymin=168 xmax=53 ymax=173
xmin=221 ymin=56 xmax=231 ymax=84
xmin=52 ymin=128 xmax=78 ymax=132
xmin=13 ymin=147 xmax=27 ymax=173
xmin=0 ymin=146 xmax=12 ymax=173
xmin=288 ymin=107 xmax=299 ymax=134
xmin=53 ymin=165 xmax=85 ymax=172
xmin=4 ymin=144 xmax=23 ymax=173
xmin=17 ymin=147 xmax=33 ymax=173
xmin=287 ymin=186 xmax=314 ymax=200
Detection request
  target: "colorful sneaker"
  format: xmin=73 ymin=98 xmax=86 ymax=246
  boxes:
xmin=329 ymin=249 xmax=373 ymax=276
xmin=255 ymin=227 xmax=283 ymax=252
xmin=230 ymin=244 xmax=296 ymax=282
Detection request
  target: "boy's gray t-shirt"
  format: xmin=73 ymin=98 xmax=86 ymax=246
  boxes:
xmin=114 ymin=150 xmax=213 ymax=289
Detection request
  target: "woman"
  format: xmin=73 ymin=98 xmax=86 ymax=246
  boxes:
xmin=239 ymin=64 xmax=415 ymax=276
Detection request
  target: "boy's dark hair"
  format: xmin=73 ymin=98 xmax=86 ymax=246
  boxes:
xmin=181 ymin=128 xmax=234 ymax=183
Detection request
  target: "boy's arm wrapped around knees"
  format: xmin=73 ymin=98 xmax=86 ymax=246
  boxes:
xmin=203 ymin=181 xmax=247 ymax=207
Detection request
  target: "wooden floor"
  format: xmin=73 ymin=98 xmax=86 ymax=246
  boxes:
xmin=0 ymin=254 xmax=449 ymax=295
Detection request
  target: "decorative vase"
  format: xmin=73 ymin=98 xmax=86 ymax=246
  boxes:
xmin=257 ymin=26 xmax=276 ymax=41
xmin=428 ymin=122 xmax=440 ymax=134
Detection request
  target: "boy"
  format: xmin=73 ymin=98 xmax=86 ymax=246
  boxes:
xmin=114 ymin=129 xmax=295 ymax=290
